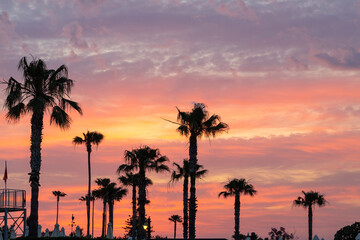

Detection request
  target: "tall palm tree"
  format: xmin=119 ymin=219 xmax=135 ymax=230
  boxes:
xmin=106 ymin=182 xmax=128 ymax=228
xmin=93 ymin=178 xmax=110 ymax=237
xmin=218 ymin=178 xmax=257 ymax=240
xmin=118 ymin=172 xmax=153 ymax=240
xmin=52 ymin=191 xmax=66 ymax=225
xmin=167 ymin=102 xmax=228 ymax=240
xmin=79 ymin=193 xmax=95 ymax=237
xmin=169 ymin=215 xmax=183 ymax=239
xmin=118 ymin=146 xmax=170 ymax=240
xmin=1 ymin=56 xmax=82 ymax=236
xmin=73 ymin=131 xmax=104 ymax=237
xmin=293 ymin=190 xmax=327 ymax=240
xmin=169 ymin=159 xmax=207 ymax=240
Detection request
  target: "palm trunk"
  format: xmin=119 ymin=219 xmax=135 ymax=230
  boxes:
xmin=188 ymin=133 xmax=197 ymax=240
xmin=29 ymin=109 xmax=44 ymax=237
xmin=108 ymin=199 xmax=114 ymax=226
xmin=92 ymin=198 xmax=95 ymax=237
xmin=234 ymin=193 xmax=240 ymax=240
xmin=87 ymin=144 xmax=92 ymax=238
xmin=132 ymin=185 xmax=137 ymax=240
xmin=183 ymin=174 xmax=189 ymax=240
xmin=138 ymin=164 xmax=146 ymax=240
xmin=174 ymin=221 xmax=177 ymax=239
xmin=56 ymin=196 xmax=59 ymax=225
xmin=308 ymin=205 xmax=313 ymax=240
xmin=102 ymin=199 xmax=107 ymax=237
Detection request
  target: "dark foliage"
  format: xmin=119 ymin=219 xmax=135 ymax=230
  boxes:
xmin=334 ymin=222 xmax=360 ymax=240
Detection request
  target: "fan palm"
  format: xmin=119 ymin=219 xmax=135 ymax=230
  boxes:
xmin=118 ymin=172 xmax=153 ymax=240
xmin=167 ymin=102 xmax=228 ymax=240
xmin=106 ymin=182 xmax=128 ymax=228
xmin=118 ymin=146 xmax=169 ymax=240
xmin=293 ymin=190 xmax=327 ymax=240
xmin=79 ymin=193 xmax=95 ymax=237
xmin=93 ymin=178 xmax=111 ymax=237
xmin=170 ymin=159 xmax=207 ymax=240
xmin=169 ymin=215 xmax=183 ymax=239
xmin=73 ymin=131 xmax=104 ymax=237
xmin=218 ymin=178 xmax=257 ymax=240
xmin=1 ymin=56 xmax=82 ymax=236
xmin=52 ymin=191 xmax=66 ymax=225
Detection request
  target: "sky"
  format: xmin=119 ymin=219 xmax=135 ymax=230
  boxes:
xmin=0 ymin=0 xmax=360 ymax=239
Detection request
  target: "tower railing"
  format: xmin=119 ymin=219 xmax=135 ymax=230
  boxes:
xmin=0 ymin=189 xmax=26 ymax=211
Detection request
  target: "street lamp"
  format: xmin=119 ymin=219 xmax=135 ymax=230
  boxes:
xmin=142 ymin=217 xmax=151 ymax=240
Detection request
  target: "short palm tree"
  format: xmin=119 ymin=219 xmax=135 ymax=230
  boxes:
xmin=167 ymin=102 xmax=228 ymax=240
xmin=293 ymin=190 xmax=327 ymax=240
xmin=170 ymin=159 xmax=207 ymax=240
xmin=73 ymin=131 xmax=104 ymax=237
xmin=52 ymin=191 xmax=66 ymax=225
xmin=118 ymin=172 xmax=153 ymax=240
xmin=118 ymin=146 xmax=169 ymax=240
xmin=93 ymin=178 xmax=111 ymax=237
xmin=79 ymin=193 xmax=95 ymax=237
xmin=218 ymin=178 xmax=257 ymax=240
xmin=1 ymin=56 xmax=82 ymax=236
xmin=169 ymin=215 xmax=183 ymax=239
xmin=106 ymin=182 xmax=128 ymax=228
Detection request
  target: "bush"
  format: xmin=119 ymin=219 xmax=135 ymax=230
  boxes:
xmin=334 ymin=222 xmax=360 ymax=240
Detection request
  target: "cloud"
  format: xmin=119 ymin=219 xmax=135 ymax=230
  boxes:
xmin=315 ymin=47 xmax=360 ymax=70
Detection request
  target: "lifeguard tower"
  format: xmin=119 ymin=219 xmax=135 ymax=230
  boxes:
xmin=0 ymin=189 xmax=27 ymax=237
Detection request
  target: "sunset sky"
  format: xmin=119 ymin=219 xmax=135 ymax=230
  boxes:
xmin=1 ymin=0 xmax=360 ymax=239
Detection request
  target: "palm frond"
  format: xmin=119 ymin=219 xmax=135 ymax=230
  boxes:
xmin=6 ymin=103 xmax=26 ymax=122
xmin=50 ymin=106 xmax=71 ymax=130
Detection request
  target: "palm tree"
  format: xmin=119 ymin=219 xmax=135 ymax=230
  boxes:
xmin=93 ymin=178 xmax=110 ymax=237
xmin=1 ymin=56 xmax=82 ymax=236
xmin=73 ymin=131 xmax=104 ymax=237
xmin=52 ymin=191 xmax=66 ymax=225
xmin=169 ymin=159 xmax=207 ymax=240
xmin=106 ymin=182 xmax=128 ymax=228
xmin=167 ymin=102 xmax=228 ymax=240
xmin=169 ymin=215 xmax=183 ymax=239
xmin=118 ymin=172 xmax=153 ymax=240
xmin=293 ymin=190 xmax=327 ymax=240
xmin=218 ymin=178 xmax=257 ymax=240
xmin=79 ymin=193 xmax=95 ymax=237
xmin=118 ymin=146 xmax=169 ymax=240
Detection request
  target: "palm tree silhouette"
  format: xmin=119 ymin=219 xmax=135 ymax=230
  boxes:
xmin=218 ymin=178 xmax=257 ymax=240
xmin=293 ymin=190 xmax=327 ymax=240
xmin=79 ymin=193 xmax=95 ymax=237
xmin=118 ymin=172 xmax=153 ymax=240
xmin=52 ymin=191 xmax=66 ymax=225
xmin=118 ymin=146 xmax=169 ymax=240
xmin=169 ymin=215 xmax=183 ymax=239
xmin=106 ymin=182 xmax=127 ymax=228
xmin=93 ymin=178 xmax=111 ymax=237
xmin=73 ymin=131 xmax=104 ymax=237
xmin=1 ymin=56 xmax=82 ymax=236
xmin=170 ymin=159 xmax=207 ymax=240
xmin=167 ymin=102 xmax=228 ymax=240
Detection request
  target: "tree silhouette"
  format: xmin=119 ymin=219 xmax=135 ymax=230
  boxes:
xmin=106 ymin=182 xmax=127 ymax=228
xmin=169 ymin=215 xmax=183 ymax=239
xmin=118 ymin=146 xmax=169 ymax=240
xmin=1 ymin=56 xmax=82 ymax=236
xmin=170 ymin=159 xmax=207 ymax=240
xmin=52 ymin=191 xmax=66 ymax=225
xmin=218 ymin=178 xmax=257 ymax=240
xmin=118 ymin=172 xmax=153 ymax=240
xmin=293 ymin=190 xmax=327 ymax=240
xmin=79 ymin=193 xmax=95 ymax=237
xmin=167 ymin=102 xmax=228 ymax=240
xmin=73 ymin=131 xmax=103 ymax=237
xmin=93 ymin=178 xmax=110 ymax=237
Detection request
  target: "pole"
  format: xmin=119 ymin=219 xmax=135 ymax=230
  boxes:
xmin=147 ymin=217 xmax=151 ymax=240
xmin=4 ymin=161 xmax=8 ymax=240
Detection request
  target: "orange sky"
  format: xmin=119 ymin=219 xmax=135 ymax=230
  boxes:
xmin=1 ymin=1 xmax=360 ymax=240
